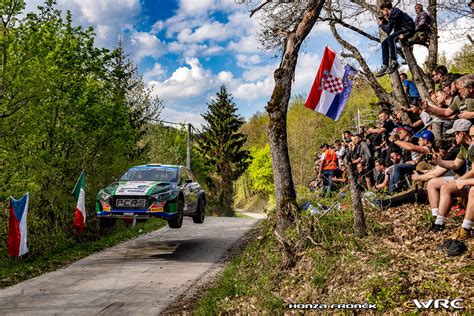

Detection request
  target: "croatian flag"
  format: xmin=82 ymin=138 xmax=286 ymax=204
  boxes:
xmin=305 ymin=47 xmax=358 ymax=121
xmin=7 ymin=193 xmax=29 ymax=257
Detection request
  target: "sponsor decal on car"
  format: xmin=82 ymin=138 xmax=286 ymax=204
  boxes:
xmin=115 ymin=181 xmax=158 ymax=196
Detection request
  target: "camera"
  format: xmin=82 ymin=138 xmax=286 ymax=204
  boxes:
xmin=425 ymin=153 xmax=433 ymax=161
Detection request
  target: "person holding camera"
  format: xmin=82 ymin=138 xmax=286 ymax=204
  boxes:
xmin=388 ymin=129 xmax=434 ymax=193
xmin=375 ymin=2 xmax=415 ymax=77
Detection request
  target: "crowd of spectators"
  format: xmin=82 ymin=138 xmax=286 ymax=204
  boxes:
xmin=313 ymin=69 xmax=474 ymax=256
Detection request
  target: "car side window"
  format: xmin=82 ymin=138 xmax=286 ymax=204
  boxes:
xmin=179 ymin=168 xmax=187 ymax=185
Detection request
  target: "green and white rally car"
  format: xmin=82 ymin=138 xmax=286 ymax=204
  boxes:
xmin=96 ymin=164 xmax=206 ymax=229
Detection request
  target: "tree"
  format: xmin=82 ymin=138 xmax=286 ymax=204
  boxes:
xmin=248 ymin=0 xmax=325 ymax=266
xmin=197 ymin=85 xmax=250 ymax=216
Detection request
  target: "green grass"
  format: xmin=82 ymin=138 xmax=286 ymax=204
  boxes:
xmin=0 ymin=218 xmax=166 ymax=288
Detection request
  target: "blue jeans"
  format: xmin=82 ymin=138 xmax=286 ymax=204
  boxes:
xmin=388 ymin=163 xmax=415 ymax=194
xmin=322 ymin=169 xmax=334 ymax=195
xmin=381 ymin=29 xmax=414 ymax=65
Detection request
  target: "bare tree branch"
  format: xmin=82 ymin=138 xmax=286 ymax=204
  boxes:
xmin=250 ymin=0 xmax=272 ymax=17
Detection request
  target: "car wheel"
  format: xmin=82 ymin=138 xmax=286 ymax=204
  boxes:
xmin=98 ymin=218 xmax=116 ymax=229
xmin=168 ymin=198 xmax=184 ymax=229
xmin=192 ymin=199 xmax=205 ymax=224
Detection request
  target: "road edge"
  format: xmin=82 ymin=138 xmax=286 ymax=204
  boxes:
xmin=161 ymin=219 xmax=262 ymax=315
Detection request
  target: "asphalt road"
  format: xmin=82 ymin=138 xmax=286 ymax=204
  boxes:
xmin=0 ymin=217 xmax=259 ymax=315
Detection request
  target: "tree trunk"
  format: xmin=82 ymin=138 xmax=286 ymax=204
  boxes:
xmin=344 ymin=157 xmax=367 ymax=237
xmin=426 ymin=0 xmax=438 ymax=89
xmin=266 ymin=0 xmax=325 ymax=267
xmin=402 ymin=45 xmax=430 ymax=100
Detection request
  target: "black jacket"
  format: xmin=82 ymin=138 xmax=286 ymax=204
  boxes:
xmin=380 ymin=7 xmax=415 ymax=34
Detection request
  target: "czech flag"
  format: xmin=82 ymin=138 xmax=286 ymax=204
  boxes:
xmin=305 ymin=46 xmax=358 ymax=121
xmin=72 ymin=170 xmax=86 ymax=236
xmin=8 ymin=193 xmax=29 ymax=257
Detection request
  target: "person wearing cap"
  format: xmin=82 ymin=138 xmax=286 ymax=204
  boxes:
xmin=428 ymin=121 xmax=474 ymax=232
xmin=387 ymin=129 xmax=434 ymax=193
xmin=319 ymin=143 xmax=338 ymax=196
xmin=351 ymin=134 xmax=373 ymax=169
xmin=422 ymin=75 xmax=474 ymax=122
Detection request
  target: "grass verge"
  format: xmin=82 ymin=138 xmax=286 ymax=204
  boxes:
xmin=0 ymin=218 xmax=166 ymax=288
xmin=194 ymin=190 xmax=474 ymax=314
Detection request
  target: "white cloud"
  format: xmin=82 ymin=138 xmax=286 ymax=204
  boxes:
xmin=177 ymin=21 xmax=232 ymax=43
xmin=228 ymin=35 xmax=262 ymax=53
xmin=218 ymin=71 xmax=234 ymax=83
xmin=294 ymin=52 xmax=320 ymax=92
xmin=143 ymin=63 xmax=166 ymax=82
xmin=179 ymin=0 xmax=215 ymax=15
xmin=161 ymin=106 xmax=207 ymax=127
xmin=130 ymin=31 xmax=166 ymax=61
xmin=230 ymin=77 xmax=274 ymax=100
xmin=241 ymin=63 xmax=276 ymax=81
xmin=168 ymin=41 xmax=224 ymax=57
xmin=236 ymin=54 xmax=262 ymax=67
xmin=148 ymin=58 xmax=216 ymax=101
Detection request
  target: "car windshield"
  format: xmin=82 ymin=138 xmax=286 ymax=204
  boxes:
xmin=119 ymin=167 xmax=178 ymax=182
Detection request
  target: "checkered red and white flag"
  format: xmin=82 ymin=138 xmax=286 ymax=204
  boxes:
xmin=305 ymin=47 xmax=357 ymax=121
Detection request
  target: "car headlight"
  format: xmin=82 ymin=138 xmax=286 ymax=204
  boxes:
xmin=152 ymin=190 xmax=172 ymax=202
xmin=100 ymin=191 xmax=111 ymax=201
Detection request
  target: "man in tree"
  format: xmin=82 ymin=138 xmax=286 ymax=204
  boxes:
xmin=407 ymin=3 xmax=431 ymax=46
xmin=375 ymin=2 xmax=415 ymax=77
xmin=400 ymin=73 xmax=420 ymax=105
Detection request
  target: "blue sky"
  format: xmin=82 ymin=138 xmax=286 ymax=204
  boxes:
xmin=24 ymin=0 xmax=472 ymax=127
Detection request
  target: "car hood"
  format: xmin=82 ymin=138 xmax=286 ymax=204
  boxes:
xmin=111 ymin=181 xmax=173 ymax=196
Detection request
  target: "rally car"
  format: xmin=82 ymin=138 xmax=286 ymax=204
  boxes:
xmin=95 ymin=164 xmax=206 ymax=229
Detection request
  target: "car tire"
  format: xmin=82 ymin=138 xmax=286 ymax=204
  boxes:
xmin=192 ymin=198 xmax=205 ymax=224
xmin=168 ymin=198 xmax=184 ymax=229
xmin=98 ymin=218 xmax=116 ymax=229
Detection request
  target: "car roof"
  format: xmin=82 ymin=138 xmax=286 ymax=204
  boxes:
xmin=129 ymin=164 xmax=181 ymax=169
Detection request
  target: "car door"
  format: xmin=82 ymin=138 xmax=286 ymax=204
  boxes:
xmin=184 ymin=168 xmax=200 ymax=213
xmin=180 ymin=167 xmax=195 ymax=215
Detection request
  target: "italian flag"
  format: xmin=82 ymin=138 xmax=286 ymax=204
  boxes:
xmin=73 ymin=170 xmax=86 ymax=235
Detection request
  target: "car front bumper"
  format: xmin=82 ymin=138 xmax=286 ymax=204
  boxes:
xmin=96 ymin=209 xmax=177 ymax=220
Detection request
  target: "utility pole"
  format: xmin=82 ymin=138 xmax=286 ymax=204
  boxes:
xmin=186 ymin=123 xmax=191 ymax=169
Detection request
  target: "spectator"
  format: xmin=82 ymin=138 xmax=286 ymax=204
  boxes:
xmin=334 ymin=139 xmax=347 ymax=168
xmin=375 ymin=2 xmax=415 ymax=77
xmin=351 ymin=134 xmax=373 ymax=170
xmin=388 ymin=130 xmax=434 ymax=193
xmin=408 ymin=3 xmax=431 ymax=45
xmin=367 ymin=110 xmax=396 ymax=149
xmin=407 ymin=102 xmax=432 ymax=130
xmin=319 ymin=143 xmax=338 ymax=197
xmin=428 ymin=122 xmax=474 ymax=231
xmin=400 ymin=73 xmax=420 ymax=105
xmin=423 ymin=75 xmax=474 ymax=121
xmin=374 ymin=159 xmax=389 ymax=191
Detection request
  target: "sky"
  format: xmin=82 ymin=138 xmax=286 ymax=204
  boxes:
xmin=23 ymin=0 xmax=473 ymax=128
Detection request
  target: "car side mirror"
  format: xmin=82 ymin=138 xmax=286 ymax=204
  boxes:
xmin=185 ymin=179 xmax=193 ymax=185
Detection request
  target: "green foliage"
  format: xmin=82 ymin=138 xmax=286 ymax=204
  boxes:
xmin=247 ymin=145 xmax=274 ymax=195
xmin=197 ymin=85 xmax=251 ymax=216
xmin=0 ymin=2 xmax=160 ymax=264
xmin=449 ymin=43 xmax=474 ymax=74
